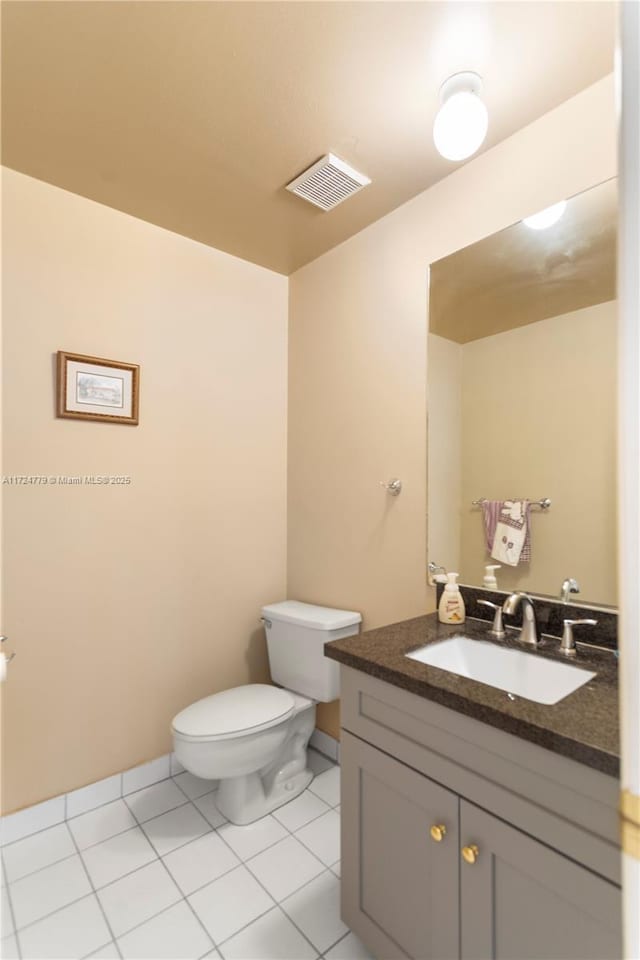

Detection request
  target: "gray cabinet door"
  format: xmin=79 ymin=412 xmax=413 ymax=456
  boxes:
xmin=341 ymin=731 xmax=459 ymax=960
xmin=460 ymin=799 xmax=622 ymax=960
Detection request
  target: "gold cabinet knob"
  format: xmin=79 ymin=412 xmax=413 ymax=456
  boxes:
xmin=461 ymin=844 xmax=479 ymax=864
xmin=430 ymin=823 xmax=447 ymax=843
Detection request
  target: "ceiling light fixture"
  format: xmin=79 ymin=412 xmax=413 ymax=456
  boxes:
xmin=433 ymin=72 xmax=488 ymax=162
xmin=522 ymin=201 xmax=568 ymax=230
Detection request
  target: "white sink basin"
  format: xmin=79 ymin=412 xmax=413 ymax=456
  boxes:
xmin=406 ymin=636 xmax=596 ymax=705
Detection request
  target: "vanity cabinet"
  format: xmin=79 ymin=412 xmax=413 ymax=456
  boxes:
xmin=339 ymin=666 xmax=622 ymax=960
xmin=459 ymin=799 xmax=622 ymax=960
xmin=344 ymin=735 xmax=459 ymax=960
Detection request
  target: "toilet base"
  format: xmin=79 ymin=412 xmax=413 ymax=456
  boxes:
xmin=214 ymin=699 xmax=317 ymax=825
xmin=216 ymin=766 xmax=313 ymax=825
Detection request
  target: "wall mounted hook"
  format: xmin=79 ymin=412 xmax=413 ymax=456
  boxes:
xmin=380 ymin=478 xmax=402 ymax=497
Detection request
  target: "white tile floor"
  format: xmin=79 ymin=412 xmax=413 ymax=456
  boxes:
xmin=0 ymin=751 xmax=373 ymax=960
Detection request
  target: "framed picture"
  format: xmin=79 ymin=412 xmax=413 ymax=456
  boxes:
xmin=56 ymin=351 xmax=140 ymax=425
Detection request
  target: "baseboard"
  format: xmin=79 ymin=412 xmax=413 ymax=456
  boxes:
xmin=0 ymin=752 xmax=183 ymax=846
xmin=310 ymin=727 xmax=341 ymax=764
xmin=1 ymin=731 xmax=338 ymax=846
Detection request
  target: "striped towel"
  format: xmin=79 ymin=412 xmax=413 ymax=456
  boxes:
xmin=481 ymin=500 xmax=531 ymax=565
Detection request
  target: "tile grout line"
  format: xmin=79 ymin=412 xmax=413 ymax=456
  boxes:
xmin=5 ymin=766 xmax=341 ymax=957
xmin=3 ymin=768 xmax=336 ymax=889
xmin=122 ymin=792 xmax=191 ymax=827
xmin=4 ymin=790 xmax=198 ymax=888
xmin=138 ymin=812 xmax=213 ymax=861
xmin=291 ymin=822 xmax=340 ymax=868
xmin=1 ymin=746 xmax=336 ymax=847
xmin=24 ymin=778 xmax=215 ymax=867
xmin=3 ymin=870 xmax=23 ymax=960
xmin=272 ymin=801 xmax=335 ymax=835
xmin=9 ymin=844 xmax=179 ymax=940
xmin=9 ymin=889 xmax=101 ymax=941
xmin=100 ymin=847 xmax=295 ymax=955
xmin=64 ymin=819 xmax=124 ymax=960
xmin=316 ymin=925 xmax=357 ymax=958
xmin=241 ymin=766 xmax=341 ymax=958
xmin=277 ymin=866 xmax=347 ymax=957
xmin=5 ymin=806 xmax=220 ymax=941
xmin=75 ymin=782 xmax=311 ymax=949
xmin=215 ymin=904 xmax=322 ymax=959
xmin=4 ymin=849 xmax=80 ymax=887
xmin=80 ymin=939 xmax=117 ymax=960
xmin=324 ymin=930 xmax=355 ymax=958
xmin=1 ymin=759 xmax=333 ymax=848
xmin=1 ymin=815 xmax=67 ymax=851
xmin=210 ymin=821 xmax=325 ymax=959
xmin=1 ymin=777 xmax=169 ymax=850
xmin=0 ymin=767 xmax=179 ymax=849
xmin=203 ymin=817 xmax=321 ymax=956
xmin=153 ymin=858 xmax=217 ymax=956
xmin=108 ymin=887 xmax=201 ymax=953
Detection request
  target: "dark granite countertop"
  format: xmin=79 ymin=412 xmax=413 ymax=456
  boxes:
xmin=325 ymin=613 xmax=619 ymax=777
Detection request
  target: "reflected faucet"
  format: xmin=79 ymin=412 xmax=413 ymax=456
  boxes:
xmin=502 ymin=592 xmax=540 ymax=647
xmin=560 ymin=578 xmax=580 ymax=603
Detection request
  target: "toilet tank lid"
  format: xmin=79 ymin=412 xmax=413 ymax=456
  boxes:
xmin=172 ymin=684 xmax=294 ymax=739
xmin=262 ymin=600 xmax=362 ymax=631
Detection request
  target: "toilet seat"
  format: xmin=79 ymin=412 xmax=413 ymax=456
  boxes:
xmin=172 ymin=683 xmax=295 ymax=742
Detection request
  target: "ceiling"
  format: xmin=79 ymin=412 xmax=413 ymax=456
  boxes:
xmin=429 ymin=177 xmax=617 ymax=343
xmin=1 ymin=2 xmax=616 ymax=275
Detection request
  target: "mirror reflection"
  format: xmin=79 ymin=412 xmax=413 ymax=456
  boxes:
xmin=427 ymin=178 xmax=617 ymax=607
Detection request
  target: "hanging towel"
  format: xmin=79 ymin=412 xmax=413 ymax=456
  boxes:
xmin=481 ymin=501 xmax=503 ymax=553
xmin=490 ymin=500 xmax=531 ymax=566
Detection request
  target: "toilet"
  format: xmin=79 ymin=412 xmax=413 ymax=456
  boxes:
xmin=171 ymin=600 xmax=361 ymax=824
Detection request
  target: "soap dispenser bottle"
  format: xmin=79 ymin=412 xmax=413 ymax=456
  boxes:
xmin=438 ymin=573 xmax=466 ymax=624
xmin=483 ymin=564 xmax=501 ymax=589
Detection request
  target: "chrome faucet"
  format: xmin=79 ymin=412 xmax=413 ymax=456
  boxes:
xmin=502 ymin=592 xmax=540 ymax=647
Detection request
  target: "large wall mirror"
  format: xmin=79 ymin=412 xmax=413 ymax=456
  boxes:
xmin=427 ymin=178 xmax=617 ymax=607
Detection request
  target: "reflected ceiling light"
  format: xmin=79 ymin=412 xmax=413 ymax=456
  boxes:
xmin=433 ymin=72 xmax=488 ymax=162
xmin=522 ymin=201 xmax=567 ymax=230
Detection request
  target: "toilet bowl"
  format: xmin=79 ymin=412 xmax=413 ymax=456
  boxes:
xmin=173 ymin=685 xmax=316 ymax=823
xmin=171 ymin=601 xmax=361 ymax=824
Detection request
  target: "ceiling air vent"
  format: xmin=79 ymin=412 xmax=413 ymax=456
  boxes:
xmin=286 ymin=154 xmax=371 ymax=211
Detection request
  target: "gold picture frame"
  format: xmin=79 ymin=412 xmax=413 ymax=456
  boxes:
xmin=56 ymin=351 xmax=140 ymax=425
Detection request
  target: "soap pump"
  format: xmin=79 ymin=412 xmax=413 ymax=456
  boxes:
xmin=438 ymin=573 xmax=466 ymax=625
xmin=483 ymin=564 xmax=501 ymax=589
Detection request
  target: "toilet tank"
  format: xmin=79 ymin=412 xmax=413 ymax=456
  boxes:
xmin=261 ymin=600 xmax=362 ymax=701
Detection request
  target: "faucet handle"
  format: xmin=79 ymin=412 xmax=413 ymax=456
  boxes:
xmin=559 ymin=618 xmax=597 ymax=657
xmin=477 ymin=600 xmax=506 ymax=640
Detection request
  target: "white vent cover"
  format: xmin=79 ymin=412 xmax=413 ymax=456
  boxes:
xmin=286 ymin=153 xmax=371 ymax=211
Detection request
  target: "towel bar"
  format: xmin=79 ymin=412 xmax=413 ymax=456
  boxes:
xmin=472 ymin=497 xmax=551 ymax=509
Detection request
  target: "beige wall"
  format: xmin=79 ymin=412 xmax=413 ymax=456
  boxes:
xmin=1 ymin=169 xmax=288 ymax=813
xmin=288 ymin=76 xmax=616 ymax=739
xmin=427 ymin=334 xmax=462 ymax=579
xmin=0 ymin=76 xmax=619 ymax=800
xmin=459 ymin=302 xmax=617 ymax=604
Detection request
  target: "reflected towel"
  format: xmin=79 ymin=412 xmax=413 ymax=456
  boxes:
xmin=481 ymin=501 xmax=503 ymax=552
xmin=491 ymin=500 xmax=531 ymax=566
xmin=482 ymin=500 xmax=532 ymax=566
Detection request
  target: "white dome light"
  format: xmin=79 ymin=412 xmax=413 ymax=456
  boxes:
xmin=523 ymin=201 xmax=567 ymax=230
xmin=433 ymin=72 xmax=488 ymax=162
